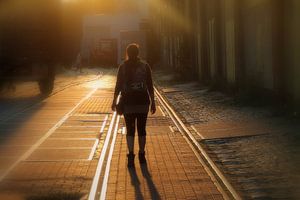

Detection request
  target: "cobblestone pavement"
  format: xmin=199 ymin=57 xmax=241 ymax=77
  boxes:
xmin=154 ymin=71 xmax=300 ymax=199
xmin=0 ymin=69 xmax=227 ymax=200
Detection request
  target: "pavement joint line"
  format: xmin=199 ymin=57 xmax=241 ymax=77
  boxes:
xmin=24 ymin=159 xmax=93 ymax=162
xmin=0 ymin=87 xmax=98 ymax=182
xmin=89 ymin=139 xmax=100 ymax=161
xmin=87 ymin=112 xmax=111 ymax=115
xmin=61 ymin=126 xmax=102 ymax=128
xmin=52 ymin=131 xmax=98 ymax=134
xmin=88 ymin=112 xmax=117 ymax=200
xmin=47 ymin=138 xmax=97 ymax=141
xmin=22 ymin=160 xmax=92 ymax=163
xmin=154 ymin=87 xmax=242 ymax=200
xmin=99 ymin=115 xmax=120 ymax=200
xmin=100 ymin=115 xmax=109 ymax=134
xmin=78 ymin=120 xmax=104 ymax=122
xmin=37 ymin=147 xmax=93 ymax=150
xmin=191 ymin=125 xmax=205 ymax=140
xmin=72 ymin=114 xmax=105 ymax=117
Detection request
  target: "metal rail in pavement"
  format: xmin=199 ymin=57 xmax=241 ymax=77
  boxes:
xmin=87 ymin=87 xmax=241 ymax=200
xmin=154 ymin=87 xmax=242 ymax=200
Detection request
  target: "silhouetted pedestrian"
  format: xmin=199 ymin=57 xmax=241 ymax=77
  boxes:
xmin=112 ymin=43 xmax=156 ymax=167
xmin=73 ymin=53 xmax=82 ymax=73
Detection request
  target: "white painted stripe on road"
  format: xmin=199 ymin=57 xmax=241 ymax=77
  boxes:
xmin=122 ymin=127 xmax=126 ymax=135
xmin=100 ymin=115 xmax=109 ymax=134
xmin=191 ymin=125 xmax=205 ymax=140
xmin=169 ymin=126 xmax=175 ymax=133
xmin=158 ymin=106 xmax=166 ymax=116
xmin=88 ymin=139 xmax=99 ymax=161
xmin=0 ymin=87 xmax=98 ymax=182
xmin=88 ymin=112 xmax=117 ymax=200
xmin=99 ymin=115 xmax=120 ymax=200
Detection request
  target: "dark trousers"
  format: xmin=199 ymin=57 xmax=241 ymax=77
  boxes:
xmin=124 ymin=113 xmax=148 ymax=136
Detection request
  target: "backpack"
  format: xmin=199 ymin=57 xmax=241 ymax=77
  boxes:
xmin=123 ymin=61 xmax=147 ymax=93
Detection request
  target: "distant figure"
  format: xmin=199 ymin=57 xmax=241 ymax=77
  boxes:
xmin=112 ymin=43 xmax=156 ymax=167
xmin=73 ymin=53 xmax=82 ymax=73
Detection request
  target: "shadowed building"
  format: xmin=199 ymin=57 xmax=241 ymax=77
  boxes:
xmin=80 ymin=0 xmax=150 ymax=66
xmin=151 ymin=0 xmax=300 ymax=110
xmin=81 ymin=14 xmax=148 ymax=66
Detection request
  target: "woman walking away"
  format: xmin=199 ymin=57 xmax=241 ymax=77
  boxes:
xmin=111 ymin=43 xmax=156 ymax=168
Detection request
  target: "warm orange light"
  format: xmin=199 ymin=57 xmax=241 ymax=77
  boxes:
xmin=149 ymin=0 xmax=191 ymax=32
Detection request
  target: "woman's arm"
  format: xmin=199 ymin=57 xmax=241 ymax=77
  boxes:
xmin=146 ymin=64 xmax=156 ymax=114
xmin=112 ymin=65 xmax=123 ymax=110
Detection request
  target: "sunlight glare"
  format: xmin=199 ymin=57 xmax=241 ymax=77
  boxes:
xmin=149 ymin=0 xmax=191 ymax=32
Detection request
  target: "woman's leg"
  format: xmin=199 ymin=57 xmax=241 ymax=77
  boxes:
xmin=124 ymin=114 xmax=136 ymax=154
xmin=137 ymin=113 xmax=148 ymax=153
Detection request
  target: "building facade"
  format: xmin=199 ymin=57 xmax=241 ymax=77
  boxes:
xmin=81 ymin=14 xmax=148 ymax=65
xmin=151 ymin=0 xmax=300 ymax=109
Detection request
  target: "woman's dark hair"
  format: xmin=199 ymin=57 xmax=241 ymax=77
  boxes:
xmin=126 ymin=43 xmax=139 ymax=60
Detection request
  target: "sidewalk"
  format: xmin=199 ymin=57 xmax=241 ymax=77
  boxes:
xmin=106 ymin=106 xmax=225 ymax=199
xmin=154 ymin=71 xmax=300 ymax=199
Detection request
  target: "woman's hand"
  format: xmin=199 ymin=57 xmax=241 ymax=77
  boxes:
xmin=111 ymin=101 xmax=116 ymax=111
xmin=151 ymin=103 xmax=156 ymax=114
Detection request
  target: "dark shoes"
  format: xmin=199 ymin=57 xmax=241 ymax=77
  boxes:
xmin=127 ymin=151 xmax=147 ymax=167
xmin=138 ymin=151 xmax=147 ymax=164
xmin=127 ymin=153 xmax=135 ymax=168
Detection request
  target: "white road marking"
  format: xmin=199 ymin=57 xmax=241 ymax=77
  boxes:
xmin=158 ymin=105 xmax=166 ymax=116
xmin=88 ymin=112 xmax=117 ymax=200
xmin=0 ymin=87 xmax=98 ymax=182
xmin=191 ymin=125 xmax=205 ymax=140
xmin=99 ymin=115 xmax=120 ymax=200
xmin=169 ymin=126 xmax=175 ymax=133
xmin=89 ymin=139 xmax=99 ymax=161
xmin=100 ymin=115 xmax=109 ymax=134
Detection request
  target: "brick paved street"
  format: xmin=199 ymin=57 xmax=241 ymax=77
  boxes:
xmin=0 ymin=71 xmax=228 ymax=200
xmin=106 ymin=112 xmax=225 ymax=200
